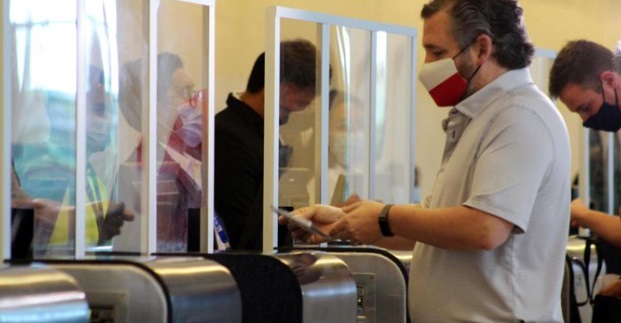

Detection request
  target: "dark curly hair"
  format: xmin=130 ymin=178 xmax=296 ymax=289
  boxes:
xmin=421 ymin=0 xmax=534 ymax=70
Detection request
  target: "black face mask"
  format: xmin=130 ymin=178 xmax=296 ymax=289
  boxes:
xmin=583 ymin=89 xmax=621 ymax=132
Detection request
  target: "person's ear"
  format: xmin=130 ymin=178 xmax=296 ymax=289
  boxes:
xmin=600 ymin=70 xmax=618 ymax=89
xmin=599 ymin=71 xmax=616 ymax=86
xmin=472 ymin=34 xmax=493 ymax=64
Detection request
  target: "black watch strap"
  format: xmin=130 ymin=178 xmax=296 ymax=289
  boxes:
xmin=378 ymin=204 xmax=394 ymax=237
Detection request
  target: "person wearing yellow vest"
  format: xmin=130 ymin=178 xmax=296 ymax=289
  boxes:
xmin=10 ymin=66 xmax=134 ymax=255
xmin=11 ymin=165 xmax=134 ymax=255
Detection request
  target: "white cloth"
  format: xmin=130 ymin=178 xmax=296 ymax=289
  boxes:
xmin=410 ymin=68 xmax=570 ymax=322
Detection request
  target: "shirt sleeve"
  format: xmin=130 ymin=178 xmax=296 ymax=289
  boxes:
xmin=463 ymin=107 xmax=554 ymax=233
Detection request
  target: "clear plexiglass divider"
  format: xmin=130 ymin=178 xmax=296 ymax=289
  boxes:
xmin=263 ymin=6 xmax=418 ymax=253
xmin=1 ymin=0 xmax=216 ymax=260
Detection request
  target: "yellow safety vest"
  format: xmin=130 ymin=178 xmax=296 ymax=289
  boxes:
xmin=48 ymin=174 xmax=109 ymax=247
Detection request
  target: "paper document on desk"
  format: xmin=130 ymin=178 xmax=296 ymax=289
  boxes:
xmin=164 ymin=144 xmax=202 ymax=190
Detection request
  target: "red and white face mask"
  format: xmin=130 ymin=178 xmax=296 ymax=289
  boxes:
xmin=418 ymin=57 xmax=468 ymax=107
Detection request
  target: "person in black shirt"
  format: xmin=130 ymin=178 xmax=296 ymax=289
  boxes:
xmin=214 ymin=39 xmax=317 ymax=250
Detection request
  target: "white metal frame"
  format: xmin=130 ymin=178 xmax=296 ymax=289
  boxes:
xmin=264 ymin=6 xmax=418 ymax=253
xmin=1 ymin=0 xmax=10 ymax=260
xmin=75 ymin=0 xmax=87 ymax=256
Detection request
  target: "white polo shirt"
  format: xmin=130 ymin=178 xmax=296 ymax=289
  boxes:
xmin=409 ymin=68 xmax=570 ymax=322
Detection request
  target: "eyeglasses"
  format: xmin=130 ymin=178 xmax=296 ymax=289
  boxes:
xmin=188 ymin=90 xmax=202 ymax=108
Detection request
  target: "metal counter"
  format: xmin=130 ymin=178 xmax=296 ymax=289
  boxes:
xmin=42 ymin=256 xmax=241 ymax=323
xmin=385 ymin=249 xmax=413 ymax=274
xmin=201 ymin=251 xmax=358 ymax=323
xmin=272 ymin=251 xmax=359 ymax=323
xmin=279 ymin=247 xmax=409 ymax=323
xmin=0 ymin=265 xmax=89 ymax=322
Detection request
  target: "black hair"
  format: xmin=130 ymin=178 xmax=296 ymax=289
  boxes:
xmin=246 ymin=39 xmax=317 ymax=93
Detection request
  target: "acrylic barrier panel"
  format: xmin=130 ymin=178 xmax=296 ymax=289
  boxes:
xmin=328 ymin=26 xmax=373 ymax=204
xmin=10 ymin=0 xmax=79 ymax=257
xmin=112 ymin=0 xmax=149 ymax=253
xmin=114 ymin=0 xmax=208 ymax=253
xmin=82 ymin=0 xmax=125 ymax=253
xmin=155 ymin=0 xmax=206 ymax=252
xmin=329 ymin=30 xmax=416 ymax=205
xmin=278 ymin=23 xmax=416 ymax=206
xmin=9 ymin=0 xmax=148 ymax=257
xmin=277 ymin=19 xmax=323 ymax=210
xmin=373 ymin=32 xmax=415 ymax=204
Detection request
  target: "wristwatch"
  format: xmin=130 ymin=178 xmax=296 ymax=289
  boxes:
xmin=378 ymin=204 xmax=394 ymax=237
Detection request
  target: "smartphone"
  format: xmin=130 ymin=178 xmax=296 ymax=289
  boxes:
xmin=271 ymin=205 xmax=332 ymax=239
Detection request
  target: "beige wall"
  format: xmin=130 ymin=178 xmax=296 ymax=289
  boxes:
xmin=213 ymin=0 xmax=621 ymax=196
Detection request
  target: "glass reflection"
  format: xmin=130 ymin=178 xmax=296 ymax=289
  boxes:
xmin=329 ymin=28 xmax=415 ymax=205
xmin=117 ymin=52 xmax=204 ymax=252
xmin=9 ymin=0 xmax=130 ymax=256
xmin=277 ymin=20 xmax=321 ymax=213
xmin=278 ymin=23 xmax=416 ymax=207
xmin=328 ymin=90 xmax=366 ymax=203
xmin=113 ymin=0 xmax=209 ymax=253
xmin=374 ymin=33 xmax=415 ymax=204
xmin=329 ymin=27 xmax=372 ymax=203
xmin=112 ymin=0 xmax=148 ymax=254
xmin=287 ymin=253 xmax=321 ymax=285
xmin=156 ymin=0 xmax=205 ymax=252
